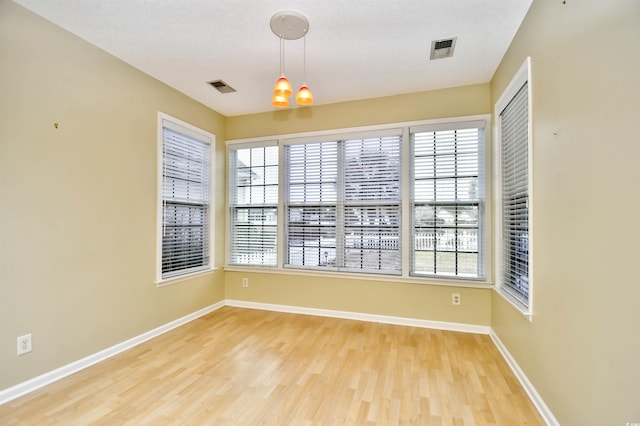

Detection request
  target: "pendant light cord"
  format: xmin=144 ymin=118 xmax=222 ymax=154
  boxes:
xmin=303 ymin=34 xmax=307 ymax=84
xmin=280 ymin=35 xmax=285 ymax=76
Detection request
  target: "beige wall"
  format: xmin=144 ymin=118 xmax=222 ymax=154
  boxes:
xmin=0 ymin=1 xmax=226 ymax=390
xmin=226 ymin=272 xmax=491 ymax=326
xmin=225 ymin=85 xmax=493 ymax=327
xmin=226 ymin=83 xmax=490 ymax=140
xmin=490 ymin=1 xmax=640 ymax=424
xmin=8 ymin=1 xmax=638 ymax=423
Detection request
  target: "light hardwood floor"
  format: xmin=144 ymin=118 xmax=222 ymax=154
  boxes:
xmin=0 ymin=307 xmax=544 ymax=425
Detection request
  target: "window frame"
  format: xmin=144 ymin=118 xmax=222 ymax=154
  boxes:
xmin=225 ymin=115 xmax=490 ymax=288
xmin=283 ymin=129 xmax=403 ymax=275
xmin=156 ymin=112 xmax=215 ymax=285
xmin=227 ymin=141 xmax=280 ymax=267
xmin=409 ymin=120 xmax=486 ymax=280
xmin=494 ymin=57 xmax=534 ymax=317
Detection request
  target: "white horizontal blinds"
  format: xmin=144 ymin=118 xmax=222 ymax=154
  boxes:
xmin=284 ymin=134 xmax=402 ymax=274
xmin=411 ymin=126 xmax=483 ymax=278
xmin=162 ymin=127 xmax=210 ymax=278
xmin=500 ymin=82 xmax=529 ymax=306
xmin=286 ymin=142 xmax=338 ymax=268
xmin=343 ymin=136 xmax=401 ymax=273
xmin=229 ymin=146 xmax=278 ymax=266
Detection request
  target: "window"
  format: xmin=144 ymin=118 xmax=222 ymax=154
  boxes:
xmin=411 ymin=122 xmax=485 ymax=279
xmin=495 ymin=58 xmax=532 ymax=313
xmin=226 ymin=116 xmax=488 ymax=283
xmin=158 ymin=113 xmax=214 ymax=282
xmin=284 ymin=131 xmax=402 ymax=274
xmin=228 ymin=144 xmax=278 ymax=266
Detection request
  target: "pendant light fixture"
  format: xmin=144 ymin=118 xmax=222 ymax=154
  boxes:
xmin=295 ymin=34 xmax=313 ymax=105
xmin=273 ymin=36 xmax=292 ymax=101
xmin=270 ymin=11 xmax=313 ymax=108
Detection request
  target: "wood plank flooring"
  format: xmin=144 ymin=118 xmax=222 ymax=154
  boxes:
xmin=0 ymin=307 xmax=544 ymax=425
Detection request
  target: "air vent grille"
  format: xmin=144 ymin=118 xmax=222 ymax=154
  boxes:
xmin=434 ymin=39 xmax=453 ymax=50
xmin=208 ymin=80 xmax=236 ymax=94
xmin=430 ymin=37 xmax=457 ymax=60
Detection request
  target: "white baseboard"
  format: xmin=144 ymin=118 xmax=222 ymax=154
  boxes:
xmin=0 ymin=301 xmax=225 ymax=406
xmin=489 ymin=330 xmax=559 ymax=426
xmin=224 ymin=299 xmax=491 ymax=335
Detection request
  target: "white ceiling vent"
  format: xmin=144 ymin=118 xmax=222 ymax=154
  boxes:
xmin=208 ymin=80 xmax=236 ymax=94
xmin=430 ymin=37 xmax=457 ymax=60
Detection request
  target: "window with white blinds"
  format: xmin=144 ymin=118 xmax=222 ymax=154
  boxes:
xmin=411 ymin=123 xmax=485 ymax=278
xmin=158 ymin=115 xmax=213 ymax=281
xmin=228 ymin=144 xmax=278 ymax=266
xmin=499 ymin=81 xmax=530 ymax=309
xmin=226 ymin=116 xmax=488 ymax=282
xmin=285 ymin=133 xmax=402 ymax=274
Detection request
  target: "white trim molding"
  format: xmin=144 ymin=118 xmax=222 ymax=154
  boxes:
xmin=489 ymin=329 xmax=559 ymax=426
xmin=493 ymin=56 xmax=534 ymax=318
xmin=225 ymin=299 xmax=491 ymax=335
xmin=156 ymin=112 xmax=216 ymax=284
xmin=0 ymin=301 xmax=225 ymax=406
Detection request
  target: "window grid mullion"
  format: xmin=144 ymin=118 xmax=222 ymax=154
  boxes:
xmin=336 ymin=141 xmax=345 ymax=270
xmin=454 ymin=131 xmax=459 ymax=276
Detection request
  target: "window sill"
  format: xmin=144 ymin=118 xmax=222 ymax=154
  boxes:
xmin=494 ymin=287 xmax=533 ymax=321
xmin=223 ymin=265 xmax=491 ymax=289
xmin=155 ymin=267 xmax=218 ymax=287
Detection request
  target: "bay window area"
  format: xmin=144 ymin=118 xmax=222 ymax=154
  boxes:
xmin=227 ymin=116 xmax=488 ymax=283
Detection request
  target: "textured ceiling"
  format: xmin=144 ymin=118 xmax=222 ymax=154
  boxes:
xmin=14 ymin=0 xmax=533 ymax=116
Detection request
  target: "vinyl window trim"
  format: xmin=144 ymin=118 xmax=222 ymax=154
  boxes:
xmin=227 ymin=141 xmax=280 ymax=267
xmin=156 ymin=112 xmax=216 ymax=285
xmin=409 ymin=120 xmax=487 ymax=279
xmin=493 ymin=57 xmax=534 ymax=318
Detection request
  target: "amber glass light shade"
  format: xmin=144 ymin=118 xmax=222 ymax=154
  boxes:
xmin=295 ymin=85 xmax=313 ymax=105
xmin=272 ymin=94 xmax=289 ymax=108
xmin=273 ymin=76 xmax=292 ymax=97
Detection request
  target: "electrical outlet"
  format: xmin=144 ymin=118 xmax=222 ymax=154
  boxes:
xmin=242 ymin=278 xmax=249 ymax=288
xmin=17 ymin=334 xmax=32 ymax=355
xmin=451 ymin=293 xmax=461 ymax=305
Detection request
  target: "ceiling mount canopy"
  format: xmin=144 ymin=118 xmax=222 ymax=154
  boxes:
xmin=270 ymin=11 xmax=309 ymax=40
